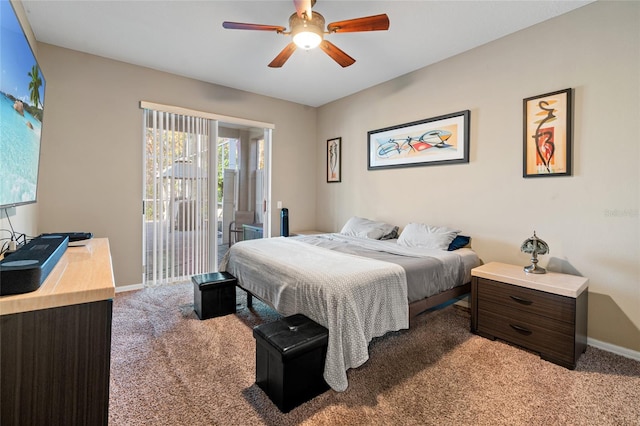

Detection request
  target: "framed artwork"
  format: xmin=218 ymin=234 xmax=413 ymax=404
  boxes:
xmin=523 ymin=88 xmax=572 ymax=177
xmin=327 ymin=137 xmax=341 ymax=182
xmin=367 ymin=110 xmax=470 ymax=170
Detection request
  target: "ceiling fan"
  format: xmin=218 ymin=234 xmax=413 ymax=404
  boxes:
xmin=222 ymin=0 xmax=390 ymax=68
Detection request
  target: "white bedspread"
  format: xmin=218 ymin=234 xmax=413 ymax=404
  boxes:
xmin=220 ymin=237 xmax=408 ymax=392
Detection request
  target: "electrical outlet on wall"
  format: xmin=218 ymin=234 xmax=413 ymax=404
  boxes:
xmin=277 ymin=201 xmax=282 ymax=209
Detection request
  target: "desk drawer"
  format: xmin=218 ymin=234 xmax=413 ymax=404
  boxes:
xmin=476 ymin=277 xmax=574 ymax=323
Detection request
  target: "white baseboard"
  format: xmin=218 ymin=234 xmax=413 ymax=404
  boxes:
xmin=588 ymin=338 xmax=640 ymax=362
xmin=115 ymin=283 xmax=144 ymax=293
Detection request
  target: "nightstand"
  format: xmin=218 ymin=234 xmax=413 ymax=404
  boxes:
xmin=289 ymin=230 xmax=326 ymax=236
xmin=471 ymin=262 xmax=588 ymax=369
xmin=242 ymin=223 xmax=263 ymax=241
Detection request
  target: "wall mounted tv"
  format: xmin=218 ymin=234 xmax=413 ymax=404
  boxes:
xmin=0 ymin=0 xmax=46 ymax=209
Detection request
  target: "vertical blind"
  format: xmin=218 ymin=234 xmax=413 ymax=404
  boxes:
xmin=143 ymin=109 xmax=212 ymax=287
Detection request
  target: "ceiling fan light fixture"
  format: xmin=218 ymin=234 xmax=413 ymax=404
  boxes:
xmin=223 ymin=4 xmax=390 ymax=68
xmin=293 ymin=30 xmax=322 ymax=49
xmin=290 ymin=11 xmax=324 ymax=50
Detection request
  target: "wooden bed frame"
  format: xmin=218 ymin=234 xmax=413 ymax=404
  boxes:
xmin=408 ymin=282 xmax=470 ymax=319
xmin=238 ymin=281 xmax=471 ymax=325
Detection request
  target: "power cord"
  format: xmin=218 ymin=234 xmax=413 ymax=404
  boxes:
xmin=1 ymin=237 xmax=12 ymax=254
xmin=1 ymin=209 xmax=27 ymax=256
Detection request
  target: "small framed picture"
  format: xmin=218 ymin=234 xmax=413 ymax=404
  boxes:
xmin=523 ymin=88 xmax=572 ymax=177
xmin=327 ymin=137 xmax=341 ymax=183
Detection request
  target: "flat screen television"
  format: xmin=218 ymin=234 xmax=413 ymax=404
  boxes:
xmin=0 ymin=0 xmax=46 ymax=209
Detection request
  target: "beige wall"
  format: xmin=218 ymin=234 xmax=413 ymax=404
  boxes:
xmin=4 ymin=1 xmax=638 ymax=352
xmin=26 ymin=45 xmax=317 ymax=288
xmin=316 ymin=1 xmax=639 ymax=352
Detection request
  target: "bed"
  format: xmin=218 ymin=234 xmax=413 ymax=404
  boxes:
xmin=220 ymin=222 xmax=481 ymax=392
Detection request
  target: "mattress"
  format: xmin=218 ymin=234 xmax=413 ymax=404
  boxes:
xmin=294 ymin=233 xmax=480 ymax=302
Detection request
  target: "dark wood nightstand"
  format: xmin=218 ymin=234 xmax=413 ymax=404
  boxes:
xmin=471 ymin=262 xmax=588 ymax=369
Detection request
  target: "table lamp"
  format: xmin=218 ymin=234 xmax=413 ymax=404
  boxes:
xmin=520 ymin=231 xmax=549 ymax=274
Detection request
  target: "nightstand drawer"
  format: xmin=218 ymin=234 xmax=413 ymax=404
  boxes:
xmin=476 ymin=277 xmax=574 ymax=323
xmin=477 ymin=309 xmax=574 ymax=364
xmin=478 ymin=299 xmax=574 ymax=337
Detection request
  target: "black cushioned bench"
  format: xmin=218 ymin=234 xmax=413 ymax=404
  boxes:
xmin=191 ymin=272 xmax=237 ymax=320
xmin=253 ymin=314 xmax=329 ymax=412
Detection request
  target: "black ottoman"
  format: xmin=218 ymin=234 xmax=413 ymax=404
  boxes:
xmin=253 ymin=314 xmax=329 ymax=412
xmin=191 ymin=272 xmax=236 ymax=320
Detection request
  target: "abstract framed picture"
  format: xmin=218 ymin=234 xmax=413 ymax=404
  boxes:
xmin=367 ymin=110 xmax=470 ymax=170
xmin=523 ymin=88 xmax=572 ymax=177
xmin=327 ymin=137 xmax=341 ymax=182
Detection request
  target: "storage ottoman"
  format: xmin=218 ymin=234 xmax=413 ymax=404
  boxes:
xmin=253 ymin=314 xmax=329 ymax=412
xmin=191 ymin=272 xmax=236 ymax=320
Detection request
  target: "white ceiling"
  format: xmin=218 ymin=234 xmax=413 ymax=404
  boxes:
xmin=22 ymin=0 xmax=593 ymax=107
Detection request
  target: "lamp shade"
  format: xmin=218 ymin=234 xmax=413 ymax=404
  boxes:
xmin=293 ymin=30 xmax=322 ymax=49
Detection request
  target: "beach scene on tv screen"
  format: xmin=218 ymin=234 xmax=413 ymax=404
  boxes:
xmin=0 ymin=0 xmax=45 ymax=207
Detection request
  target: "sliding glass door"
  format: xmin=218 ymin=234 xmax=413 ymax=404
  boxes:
xmin=142 ymin=110 xmax=212 ymax=286
xmin=141 ymin=103 xmax=273 ymax=287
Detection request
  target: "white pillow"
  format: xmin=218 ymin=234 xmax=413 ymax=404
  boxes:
xmin=340 ymin=216 xmax=397 ymax=240
xmin=397 ymin=223 xmax=460 ymax=250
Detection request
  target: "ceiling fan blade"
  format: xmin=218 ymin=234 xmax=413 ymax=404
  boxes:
xmin=319 ymin=40 xmax=356 ymax=68
xmin=268 ymin=42 xmax=297 ymax=68
xmin=327 ymin=14 xmax=390 ymax=33
xmin=293 ymin=0 xmax=315 ymax=19
xmin=222 ymin=21 xmax=286 ymax=32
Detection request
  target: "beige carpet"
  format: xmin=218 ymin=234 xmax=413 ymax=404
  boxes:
xmin=109 ymin=282 xmax=640 ymax=426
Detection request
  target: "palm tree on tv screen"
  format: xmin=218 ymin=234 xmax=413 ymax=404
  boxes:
xmin=27 ymin=64 xmax=42 ymax=113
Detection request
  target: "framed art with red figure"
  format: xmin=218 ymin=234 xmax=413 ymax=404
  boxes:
xmin=523 ymin=88 xmax=573 ymax=178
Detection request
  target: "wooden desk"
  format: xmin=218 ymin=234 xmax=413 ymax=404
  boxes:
xmin=1 ymin=238 xmax=115 ymax=425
